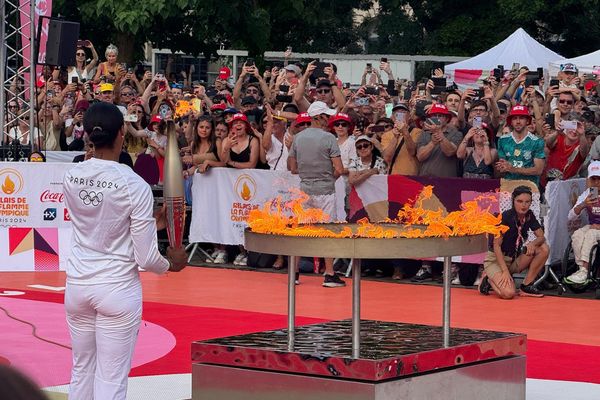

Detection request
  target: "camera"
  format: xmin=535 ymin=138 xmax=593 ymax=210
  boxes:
xmin=472 ymin=88 xmax=484 ymax=99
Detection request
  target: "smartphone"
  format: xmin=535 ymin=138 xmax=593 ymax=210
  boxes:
xmin=591 ymin=187 xmax=599 ymax=199
xmin=403 ymin=87 xmax=414 ymax=100
xmin=525 ymin=71 xmax=540 ymax=87
xmin=365 ymin=86 xmax=378 ymax=95
xmin=343 ymin=82 xmax=350 ymax=89
xmin=493 ymin=67 xmax=504 ymax=80
xmin=275 ymin=94 xmax=293 ymax=103
xmin=310 ymin=61 xmax=329 ymax=83
xmin=366 ymin=63 xmax=372 ymax=73
xmin=246 ymin=58 xmax=255 ymax=67
xmin=124 ymin=113 xmax=138 ymax=123
xmin=71 ymin=76 xmax=78 ymax=84
xmin=395 ymin=112 xmax=405 ymax=122
xmin=426 ymin=117 xmax=441 ymax=126
xmin=511 ymin=63 xmax=520 ymax=73
xmin=246 ymin=114 xmax=256 ymax=123
xmin=549 ymin=79 xmax=560 ymax=87
xmin=473 ymin=88 xmax=485 ymax=100
xmin=370 ymin=125 xmax=386 ymax=133
xmin=380 ymin=57 xmax=388 ymax=63
xmin=560 ymin=120 xmax=578 ymax=131
xmin=286 ymin=46 xmax=292 ymax=52
xmin=431 ymin=77 xmax=447 ymax=95
xmin=544 ymin=114 xmax=555 ymax=129
xmin=76 ymin=40 xmax=89 ymax=47
xmin=472 ymin=116 xmax=483 ymax=129
xmin=279 ymin=84 xmax=290 ymax=93
xmin=355 ymin=97 xmax=370 ymax=106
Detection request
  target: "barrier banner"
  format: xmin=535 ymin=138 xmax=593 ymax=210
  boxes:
xmin=0 ymin=162 xmax=72 ymax=271
xmin=189 ymin=168 xmax=346 ymax=245
xmin=544 ymin=178 xmax=587 ymax=265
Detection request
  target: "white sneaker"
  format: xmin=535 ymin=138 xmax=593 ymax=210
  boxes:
xmin=205 ymin=249 xmax=220 ymax=263
xmin=451 ymin=276 xmax=461 ymax=285
xmin=565 ymin=268 xmax=589 ymax=284
xmin=213 ymin=250 xmax=227 ymax=264
xmin=233 ymin=253 xmax=246 ymax=266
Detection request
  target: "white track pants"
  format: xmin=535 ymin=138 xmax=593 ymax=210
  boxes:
xmin=65 ymin=279 xmax=142 ymax=400
xmin=571 ymin=225 xmax=600 ymax=266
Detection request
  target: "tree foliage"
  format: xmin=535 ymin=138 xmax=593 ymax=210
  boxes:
xmin=53 ymin=0 xmax=600 ymax=62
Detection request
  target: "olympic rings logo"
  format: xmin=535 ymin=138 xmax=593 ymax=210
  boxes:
xmin=78 ymin=190 xmax=103 ymax=206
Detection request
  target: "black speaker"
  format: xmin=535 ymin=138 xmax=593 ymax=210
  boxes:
xmin=45 ymin=19 xmax=80 ymax=66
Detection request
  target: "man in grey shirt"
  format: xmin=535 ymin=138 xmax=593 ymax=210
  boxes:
xmin=288 ymin=101 xmax=345 ymax=287
xmin=416 ymin=103 xmax=463 ymax=177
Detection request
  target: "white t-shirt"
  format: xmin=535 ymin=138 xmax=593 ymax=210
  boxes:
xmin=265 ymin=133 xmax=289 ymax=171
xmin=338 ymin=136 xmax=357 ymax=169
xmin=145 ymin=131 xmax=167 ymax=156
xmin=63 ymin=158 xmax=169 ymax=284
xmin=65 ymin=118 xmax=86 ymax=145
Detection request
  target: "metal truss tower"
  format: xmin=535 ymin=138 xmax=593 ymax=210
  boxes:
xmin=0 ymin=0 xmax=36 ymax=150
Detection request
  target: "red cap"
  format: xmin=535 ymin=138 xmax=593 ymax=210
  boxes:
xmin=585 ymin=80 xmax=597 ymax=91
xmin=328 ymin=112 xmax=354 ymax=132
xmin=211 ymin=103 xmax=227 ymax=112
xmin=229 ymin=113 xmax=252 ymax=131
xmin=148 ymin=114 xmax=163 ymax=131
xmin=295 ymin=112 xmax=312 ymax=125
xmin=218 ymin=66 xmax=231 ymax=80
xmin=507 ymin=105 xmax=532 ymax=124
xmin=427 ymin=103 xmax=451 ymax=117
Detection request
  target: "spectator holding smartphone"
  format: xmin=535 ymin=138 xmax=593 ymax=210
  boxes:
xmin=381 ymin=103 xmax=421 ymax=175
xmin=93 ymin=44 xmax=120 ymax=83
xmin=566 ymin=161 xmax=600 ymax=284
xmin=68 ymin=40 xmax=98 ymax=83
xmin=542 ymin=116 xmax=589 ymax=186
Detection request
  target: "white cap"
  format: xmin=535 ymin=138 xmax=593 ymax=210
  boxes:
xmin=307 ymin=101 xmax=336 ymax=117
xmin=355 ymin=135 xmax=374 ymax=144
xmin=589 ymin=161 xmax=600 ymax=177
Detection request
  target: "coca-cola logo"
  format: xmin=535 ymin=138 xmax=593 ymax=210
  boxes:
xmin=40 ymin=190 xmax=64 ymax=203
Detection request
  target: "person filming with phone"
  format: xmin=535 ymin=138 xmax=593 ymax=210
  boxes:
xmin=565 ymin=161 xmax=600 ymax=285
xmin=415 ymin=103 xmax=463 ymax=177
xmin=541 ymin=116 xmax=589 ymax=187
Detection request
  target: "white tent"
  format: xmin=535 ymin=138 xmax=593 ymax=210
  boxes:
xmin=549 ymin=49 xmax=600 ymax=76
xmin=444 ymin=28 xmax=564 ymax=84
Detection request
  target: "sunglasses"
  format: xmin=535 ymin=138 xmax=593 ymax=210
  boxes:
xmin=333 ymin=121 xmax=348 ymax=127
xmin=316 ymin=89 xmax=331 ymax=94
xmin=356 ymin=143 xmax=371 ymax=150
xmin=121 ymin=92 xmax=134 ymax=97
xmin=8 ymin=105 xmax=18 ymax=109
xmin=246 ymin=89 xmax=259 ymax=94
xmin=558 ymin=99 xmax=574 ymax=105
xmin=76 ymin=52 xmax=85 ymax=56
xmin=297 ymin=122 xmax=311 ymax=127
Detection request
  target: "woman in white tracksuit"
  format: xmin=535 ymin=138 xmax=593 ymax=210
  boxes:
xmin=63 ymin=102 xmax=187 ymax=400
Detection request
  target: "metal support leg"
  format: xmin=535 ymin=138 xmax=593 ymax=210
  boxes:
xmin=185 ymin=242 xmax=214 ymax=263
xmin=352 ymin=259 xmax=361 ymax=358
xmin=288 ymin=255 xmax=296 ymax=351
xmin=443 ymin=256 xmax=451 ymax=348
xmin=344 ymin=258 xmax=354 ymax=277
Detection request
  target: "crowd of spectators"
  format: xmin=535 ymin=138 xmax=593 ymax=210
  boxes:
xmin=3 ymin=42 xmax=600 ymax=291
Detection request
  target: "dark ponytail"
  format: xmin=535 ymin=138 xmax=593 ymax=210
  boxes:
xmin=83 ymin=102 xmax=124 ymax=149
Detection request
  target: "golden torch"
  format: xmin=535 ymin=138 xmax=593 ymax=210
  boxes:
xmin=163 ymin=120 xmax=186 ymax=248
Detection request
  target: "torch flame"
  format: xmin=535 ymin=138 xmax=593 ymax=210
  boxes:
xmin=241 ymin=182 xmax=252 ymax=201
xmin=2 ymin=175 xmax=16 ymax=194
xmin=247 ymin=186 xmax=508 ymax=239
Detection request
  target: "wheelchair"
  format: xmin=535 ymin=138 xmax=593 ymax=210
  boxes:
xmin=561 ymin=238 xmax=600 ymax=298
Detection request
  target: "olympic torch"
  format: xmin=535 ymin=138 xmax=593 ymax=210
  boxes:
xmin=163 ymin=120 xmax=186 ymax=248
